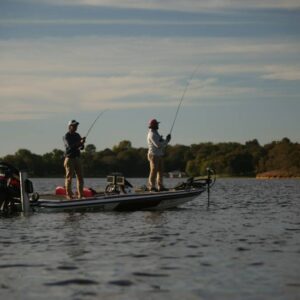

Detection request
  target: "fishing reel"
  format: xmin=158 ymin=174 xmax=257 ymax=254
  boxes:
xmin=159 ymin=134 xmax=171 ymax=143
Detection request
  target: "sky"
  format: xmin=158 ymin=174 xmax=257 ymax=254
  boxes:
xmin=0 ymin=0 xmax=300 ymax=156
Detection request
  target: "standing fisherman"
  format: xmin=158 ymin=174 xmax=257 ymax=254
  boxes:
xmin=63 ymin=120 xmax=86 ymax=199
xmin=147 ymin=119 xmax=171 ymax=192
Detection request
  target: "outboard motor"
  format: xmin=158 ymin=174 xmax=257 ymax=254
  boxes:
xmin=0 ymin=162 xmax=36 ymax=213
xmin=0 ymin=162 xmax=21 ymax=212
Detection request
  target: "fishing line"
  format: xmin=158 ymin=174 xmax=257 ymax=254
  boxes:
xmin=169 ymin=65 xmax=200 ymax=135
xmin=85 ymin=109 xmax=108 ymax=139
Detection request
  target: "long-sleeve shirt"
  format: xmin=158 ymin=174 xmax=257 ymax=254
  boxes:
xmin=63 ymin=132 xmax=83 ymax=158
xmin=147 ymin=129 xmax=168 ymax=156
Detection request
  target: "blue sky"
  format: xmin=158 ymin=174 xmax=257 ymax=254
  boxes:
xmin=0 ymin=0 xmax=299 ymax=156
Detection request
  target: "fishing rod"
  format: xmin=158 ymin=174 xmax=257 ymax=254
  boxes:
xmin=169 ymin=65 xmax=200 ymax=135
xmin=85 ymin=109 xmax=108 ymax=139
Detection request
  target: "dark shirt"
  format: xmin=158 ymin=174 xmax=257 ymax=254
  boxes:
xmin=63 ymin=132 xmax=83 ymax=158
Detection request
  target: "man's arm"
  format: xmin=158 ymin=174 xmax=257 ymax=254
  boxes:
xmin=149 ymin=132 xmax=168 ymax=149
xmin=63 ymin=134 xmax=85 ymax=150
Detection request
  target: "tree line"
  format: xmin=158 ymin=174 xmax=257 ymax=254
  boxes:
xmin=1 ymin=138 xmax=299 ymax=178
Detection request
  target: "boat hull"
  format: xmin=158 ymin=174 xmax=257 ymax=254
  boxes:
xmin=31 ymin=188 xmax=205 ymax=212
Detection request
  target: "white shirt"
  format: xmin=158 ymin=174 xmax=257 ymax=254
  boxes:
xmin=147 ymin=129 xmax=169 ymax=156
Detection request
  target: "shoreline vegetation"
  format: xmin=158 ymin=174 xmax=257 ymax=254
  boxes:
xmin=256 ymin=170 xmax=300 ymax=179
xmin=1 ymin=138 xmax=299 ymax=179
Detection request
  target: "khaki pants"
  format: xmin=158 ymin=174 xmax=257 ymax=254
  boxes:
xmin=148 ymin=153 xmax=164 ymax=189
xmin=64 ymin=157 xmax=84 ymax=198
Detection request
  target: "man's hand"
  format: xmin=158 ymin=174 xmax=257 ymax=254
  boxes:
xmin=78 ymin=137 xmax=86 ymax=150
xmin=166 ymin=134 xmax=171 ymax=142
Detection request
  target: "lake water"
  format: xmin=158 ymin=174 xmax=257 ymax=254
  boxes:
xmin=1 ymin=178 xmax=300 ymax=300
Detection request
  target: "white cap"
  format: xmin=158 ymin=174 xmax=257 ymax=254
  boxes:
xmin=68 ymin=120 xmax=79 ymax=126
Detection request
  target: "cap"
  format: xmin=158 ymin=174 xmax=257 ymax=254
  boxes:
xmin=148 ymin=119 xmax=160 ymax=128
xmin=68 ymin=120 xmax=79 ymax=126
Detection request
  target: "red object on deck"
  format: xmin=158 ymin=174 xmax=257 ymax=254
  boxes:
xmin=55 ymin=186 xmax=96 ymax=197
xmin=82 ymin=187 xmax=96 ymax=197
xmin=55 ymin=186 xmax=66 ymax=195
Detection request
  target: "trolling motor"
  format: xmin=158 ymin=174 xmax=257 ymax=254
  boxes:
xmin=175 ymin=168 xmax=216 ymax=189
xmin=174 ymin=167 xmax=216 ymax=205
xmin=105 ymin=173 xmax=133 ymax=194
xmin=205 ymin=168 xmax=216 ymax=206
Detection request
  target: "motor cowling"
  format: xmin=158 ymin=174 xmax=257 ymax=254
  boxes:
xmin=0 ymin=162 xmax=36 ymax=212
xmin=0 ymin=162 xmax=21 ymax=192
xmin=0 ymin=162 xmax=21 ymax=212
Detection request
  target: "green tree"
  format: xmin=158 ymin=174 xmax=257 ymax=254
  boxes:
xmin=113 ymin=140 xmax=132 ymax=153
xmin=85 ymin=144 xmax=96 ymax=155
xmin=42 ymin=149 xmax=64 ymax=176
xmin=1 ymin=138 xmax=299 ymax=178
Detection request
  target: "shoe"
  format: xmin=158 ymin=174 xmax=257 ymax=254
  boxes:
xmin=148 ymin=187 xmax=158 ymax=192
xmin=158 ymin=187 xmax=168 ymax=192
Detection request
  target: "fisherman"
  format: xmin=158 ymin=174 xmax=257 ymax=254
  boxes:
xmin=147 ymin=119 xmax=171 ymax=192
xmin=63 ymin=120 xmax=86 ymax=199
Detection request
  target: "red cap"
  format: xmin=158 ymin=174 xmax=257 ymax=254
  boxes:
xmin=148 ymin=119 xmax=160 ymax=128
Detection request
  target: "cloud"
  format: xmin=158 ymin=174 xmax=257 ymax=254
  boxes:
xmin=261 ymin=65 xmax=300 ymax=81
xmin=0 ymin=18 xmax=262 ymax=26
xmin=0 ymin=36 xmax=299 ymax=121
xmin=28 ymin=0 xmax=300 ymax=11
xmin=206 ymin=64 xmax=300 ymax=81
xmin=0 ymin=73 xmax=257 ymax=122
xmin=1 ymin=36 xmax=298 ymax=75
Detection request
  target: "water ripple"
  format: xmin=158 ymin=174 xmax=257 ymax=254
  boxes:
xmin=133 ymin=272 xmax=169 ymax=277
xmin=0 ymin=263 xmax=45 ymax=269
xmin=108 ymin=280 xmax=133 ymax=286
xmin=44 ymin=279 xmax=99 ymax=286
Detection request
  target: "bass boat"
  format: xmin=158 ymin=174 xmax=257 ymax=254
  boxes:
xmin=0 ymin=162 xmax=216 ymax=213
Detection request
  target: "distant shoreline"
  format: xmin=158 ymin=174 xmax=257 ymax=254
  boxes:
xmin=256 ymin=170 xmax=300 ymax=179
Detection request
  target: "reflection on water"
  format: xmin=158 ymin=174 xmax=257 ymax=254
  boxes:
xmin=0 ymin=178 xmax=300 ymax=300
